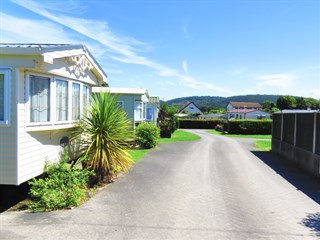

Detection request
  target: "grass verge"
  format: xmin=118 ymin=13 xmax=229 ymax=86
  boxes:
xmin=127 ymin=149 xmax=150 ymax=163
xmin=159 ymin=129 xmax=201 ymax=143
xmin=207 ymin=129 xmax=271 ymax=139
xmin=254 ymin=140 xmax=271 ymax=151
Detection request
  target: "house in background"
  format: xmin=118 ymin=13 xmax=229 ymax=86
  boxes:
xmin=227 ymin=109 xmax=271 ymax=120
xmin=227 ymin=101 xmax=262 ymax=111
xmin=226 ymin=101 xmax=270 ymax=120
xmin=92 ymin=87 xmax=159 ymax=129
xmin=176 ymin=101 xmax=203 ymax=115
xmin=0 ymin=44 xmax=107 ymax=185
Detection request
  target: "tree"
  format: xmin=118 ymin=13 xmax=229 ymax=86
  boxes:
xmin=276 ymin=96 xmax=297 ymax=110
xmin=72 ymin=92 xmax=133 ymax=183
xmin=306 ymin=98 xmax=319 ymax=109
xmin=262 ymin=100 xmax=275 ymax=112
xmin=296 ymin=97 xmax=306 ymax=109
xmin=158 ymin=103 xmax=178 ymax=137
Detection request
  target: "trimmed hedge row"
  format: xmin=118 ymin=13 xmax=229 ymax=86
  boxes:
xmin=228 ymin=119 xmax=272 ymax=135
xmin=178 ymin=119 xmax=225 ymax=129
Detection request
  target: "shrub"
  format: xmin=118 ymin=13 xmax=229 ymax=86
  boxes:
xmin=135 ymin=122 xmax=160 ymax=149
xmin=215 ymin=123 xmax=225 ymax=132
xmin=179 ymin=119 xmax=225 ymax=129
xmin=72 ymin=92 xmax=133 ymax=183
xmin=28 ymin=149 xmax=93 ymax=211
xmin=228 ymin=119 xmax=272 ymax=134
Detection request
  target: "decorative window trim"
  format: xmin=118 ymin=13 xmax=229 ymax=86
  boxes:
xmin=0 ymin=68 xmax=10 ymax=126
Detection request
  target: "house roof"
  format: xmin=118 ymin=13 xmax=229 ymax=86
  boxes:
xmin=227 ymin=109 xmax=271 ymax=114
xmin=148 ymin=97 xmax=160 ymax=103
xmin=228 ymin=109 xmax=257 ymax=114
xmin=177 ymin=101 xmax=202 ymax=113
xmin=274 ymin=109 xmax=320 ymax=114
xmin=0 ymin=43 xmax=108 ymax=83
xmin=229 ymin=102 xmax=262 ymax=108
xmin=199 ymin=113 xmax=225 ymax=118
xmin=92 ymin=87 xmax=149 ymax=97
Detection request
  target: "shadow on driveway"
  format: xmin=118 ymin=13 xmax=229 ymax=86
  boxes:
xmin=251 ymin=151 xmax=320 ymax=204
xmin=301 ymin=212 xmax=320 ymax=237
xmin=251 ymin=151 xmax=320 ymax=237
xmin=0 ymin=182 xmax=30 ymax=213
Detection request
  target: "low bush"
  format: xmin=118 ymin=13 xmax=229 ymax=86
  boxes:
xmin=135 ymin=122 xmax=160 ymax=149
xmin=28 ymin=149 xmax=93 ymax=211
xmin=215 ymin=123 xmax=225 ymax=132
xmin=178 ymin=119 xmax=225 ymax=129
xmin=228 ymin=119 xmax=272 ymax=134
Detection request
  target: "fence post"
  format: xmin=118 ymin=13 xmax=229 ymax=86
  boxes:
xmin=294 ymin=113 xmax=297 ymax=146
xmin=312 ymin=113 xmax=317 ymax=153
xmin=280 ymin=113 xmax=284 ymax=141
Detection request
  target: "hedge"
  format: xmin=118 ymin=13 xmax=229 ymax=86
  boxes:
xmin=178 ymin=119 xmax=225 ymax=129
xmin=228 ymin=119 xmax=272 ymax=135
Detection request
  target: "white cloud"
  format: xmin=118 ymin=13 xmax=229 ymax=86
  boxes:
xmin=181 ymin=18 xmax=192 ymax=40
xmin=182 ymin=60 xmax=189 ymax=74
xmin=256 ymin=73 xmax=295 ymax=88
xmin=9 ymin=0 xmax=231 ymax=95
xmin=11 ymin=0 xmax=151 ymax=61
xmin=179 ymin=75 xmax=233 ymax=94
xmin=0 ymin=13 xmax=75 ymax=43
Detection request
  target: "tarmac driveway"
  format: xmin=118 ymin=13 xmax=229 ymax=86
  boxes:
xmin=0 ymin=130 xmax=319 ymax=239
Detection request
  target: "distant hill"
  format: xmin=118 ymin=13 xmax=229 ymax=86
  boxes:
xmin=166 ymin=94 xmax=280 ymax=111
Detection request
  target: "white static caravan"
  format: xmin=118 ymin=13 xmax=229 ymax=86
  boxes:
xmin=0 ymin=44 xmax=107 ymax=185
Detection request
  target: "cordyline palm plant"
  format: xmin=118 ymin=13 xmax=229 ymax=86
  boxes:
xmin=72 ymin=92 xmax=133 ymax=183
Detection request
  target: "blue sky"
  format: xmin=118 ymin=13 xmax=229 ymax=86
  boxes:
xmin=1 ymin=0 xmax=319 ymax=100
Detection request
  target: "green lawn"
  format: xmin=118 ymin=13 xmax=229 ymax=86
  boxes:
xmin=207 ymin=129 xmax=271 ymax=139
xmin=159 ymin=129 xmax=201 ymax=143
xmin=254 ymin=140 xmax=272 ymax=151
xmin=127 ymin=149 xmax=150 ymax=163
xmin=128 ymin=130 xmax=200 ymax=162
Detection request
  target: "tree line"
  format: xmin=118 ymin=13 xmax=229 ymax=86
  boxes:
xmin=166 ymin=94 xmax=319 ymax=114
xmin=275 ymin=95 xmax=320 ymax=111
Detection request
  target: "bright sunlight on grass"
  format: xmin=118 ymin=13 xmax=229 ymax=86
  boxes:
xmin=254 ymin=140 xmax=271 ymax=151
xmin=159 ymin=130 xmax=201 ymax=143
xmin=127 ymin=149 xmax=150 ymax=163
xmin=128 ymin=130 xmax=200 ymax=162
xmin=207 ymin=130 xmax=271 ymax=139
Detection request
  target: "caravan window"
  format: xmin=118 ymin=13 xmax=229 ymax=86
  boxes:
xmin=135 ymin=101 xmax=143 ymax=120
xmin=30 ymin=75 xmax=51 ymax=123
xmin=0 ymin=69 xmax=10 ymax=125
xmin=27 ymin=72 xmax=90 ymax=128
xmin=56 ymin=80 xmax=68 ymax=122
xmin=72 ymin=83 xmax=80 ymax=120
xmin=82 ymin=85 xmax=89 ymax=115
